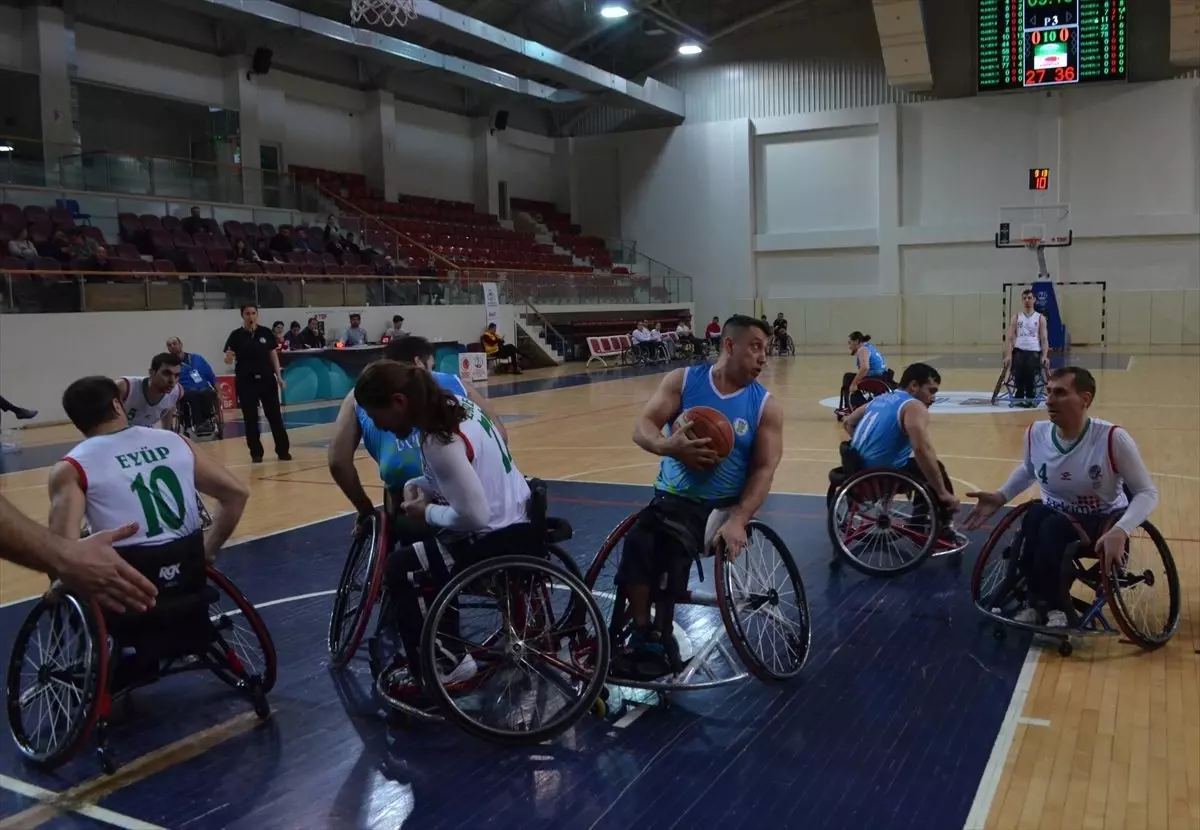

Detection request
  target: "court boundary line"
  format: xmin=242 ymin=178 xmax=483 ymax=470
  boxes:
xmin=0 ymin=774 xmax=164 ymax=830
xmin=963 ymin=643 xmax=1041 ymax=830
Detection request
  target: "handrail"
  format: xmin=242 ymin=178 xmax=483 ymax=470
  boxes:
xmin=317 ymin=182 xmax=458 ymax=272
xmin=516 ymin=293 xmax=568 ymax=347
xmin=0 ymin=267 xmax=435 ymax=282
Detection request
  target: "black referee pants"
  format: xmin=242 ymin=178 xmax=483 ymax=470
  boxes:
xmin=235 ymin=373 xmax=289 ymax=459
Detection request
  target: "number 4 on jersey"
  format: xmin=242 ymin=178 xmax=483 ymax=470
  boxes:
xmin=1037 ymin=463 xmax=1048 ymax=485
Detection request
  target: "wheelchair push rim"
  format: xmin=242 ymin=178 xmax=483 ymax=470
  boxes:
xmin=5 ymin=595 xmax=108 ymax=769
xmin=828 ymin=469 xmax=940 ymax=577
xmin=1100 ymin=519 xmax=1181 ymax=649
xmin=328 ymin=511 xmax=385 ymax=667
xmin=715 ymin=520 xmax=811 ymax=683
xmin=206 ymin=567 xmax=278 ymax=693
xmin=419 ymin=555 xmax=611 ymax=745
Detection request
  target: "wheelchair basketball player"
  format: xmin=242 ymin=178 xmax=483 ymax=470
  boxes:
xmin=613 ymin=314 xmax=784 ymax=680
xmin=352 ymin=360 xmax=534 ymax=690
xmin=965 ymin=367 xmax=1158 ymax=628
xmin=116 ymin=352 xmax=184 ymax=431
xmin=839 ymin=362 xmax=966 ymax=547
xmin=1004 ymin=289 xmax=1050 ymax=407
xmin=837 ymin=331 xmax=893 ymax=418
xmin=47 ymin=377 xmax=249 ymax=599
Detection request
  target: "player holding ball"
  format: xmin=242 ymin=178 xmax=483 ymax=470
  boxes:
xmin=612 ymin=314 xmax=785 ymax=679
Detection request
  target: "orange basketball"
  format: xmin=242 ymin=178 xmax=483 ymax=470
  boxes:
xmin=676 ymin=406 xmax=735 ymax=459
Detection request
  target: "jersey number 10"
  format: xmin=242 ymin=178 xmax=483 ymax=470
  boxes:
xmin=130 ymin=465 xmax=188 ymax=537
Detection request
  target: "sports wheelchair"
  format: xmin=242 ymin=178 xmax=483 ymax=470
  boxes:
xmin=991 ymin=365 xmax=1048 ymax=408
xmin=174 ymin=386 xmax=224 ymax=440
xmin=826 ymin=446 xmax=968 ymax=577
xmin=971 ymin=501 xmax=1180 ymax=657
xmin=4 ymin=542 xmax=276 ymax=774
xmin=836 ymin=371 xmax=896 ymax=421
xmin=770 ymin=333 xmax=796 ymax=357
xmin=327 ymin=480 xmax=611 ymax=746
xmin=577 ymin=509 xmax=811 ymax=708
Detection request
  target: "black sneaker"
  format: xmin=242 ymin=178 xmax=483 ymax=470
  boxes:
xmin=277 ymin=452 xmax=292 ymax=462
xmin=251 ymin=455 xmax=263 ymax=464
xmin=610 ymin=627 xmax=672 ymax=680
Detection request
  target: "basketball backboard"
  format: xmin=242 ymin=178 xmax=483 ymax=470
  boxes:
xmin=995 ymin=203 xmax=1073 ymax=249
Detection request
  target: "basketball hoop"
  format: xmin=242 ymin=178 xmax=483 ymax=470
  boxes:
xmin=1022 ymin=237 xmax=1043 ymax=250
xmin=351 ymin=0 xmax=417 ymax=28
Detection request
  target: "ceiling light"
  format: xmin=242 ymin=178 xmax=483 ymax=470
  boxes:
xmin=599 ymin=3 xmax=630 ymax=18
xmin=678 ymin=42 xmax=703 ymax=55
xmin=0 ymin=144 xmax=13 ymax=152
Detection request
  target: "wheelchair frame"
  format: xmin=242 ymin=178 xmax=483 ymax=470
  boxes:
xmin=971 ymin=500 xmax=1181 ymax=657
xmin=4 ymin=567 xmax=276 ymax=774
xmin=826 ymin=466 xmax=968 ymax=577
xmin=174 ymin=385 xmax=225 ymax=440
xmin=991 ymin=364 xmax=1049 ymax=408
xmin=579 ymin=511 xmax=812 ymax=700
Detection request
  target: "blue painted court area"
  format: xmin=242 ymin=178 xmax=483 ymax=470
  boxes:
xmin=0 ymin=480 xmax=1031 ymax=830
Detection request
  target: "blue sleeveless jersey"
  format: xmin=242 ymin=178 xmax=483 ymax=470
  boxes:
xmin=356 ymin=370 xmax=467 ymax=489
xmin=654 ymin=365 xmax=770 ymax=502
xmin=857 ymin=343 xmax=886 ymax=376
xmin=850 ymin=390 xmax=917 ymax=468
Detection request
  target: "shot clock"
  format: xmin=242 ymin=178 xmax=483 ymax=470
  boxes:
xmin=978 ymin=0 xmax=1126 ymax=92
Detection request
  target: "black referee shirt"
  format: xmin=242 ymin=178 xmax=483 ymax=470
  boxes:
xmin=223 ymin=325 xmax=277 ymax=378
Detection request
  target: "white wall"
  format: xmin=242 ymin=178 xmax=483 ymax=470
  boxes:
xmin=74 ymin=24 xmax=227 ymax=109
xmin=0 ymin=304 xmax=517 ymax=424
xmin=392 ymin=101 xmax=474 ymax=202
xmin=574 ymin=77 xmax=1200 ymax=344
xmin=0 ymin=6 xmax=25 ymax=73
xmin=498 ymin=129 xmax=555 ymax=203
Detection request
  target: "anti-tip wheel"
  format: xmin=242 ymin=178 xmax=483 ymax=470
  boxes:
xmin=1058 ymin=639 xmax=1073 ymax=657
xmin=97 ymin=749 xmax=117 ymax=775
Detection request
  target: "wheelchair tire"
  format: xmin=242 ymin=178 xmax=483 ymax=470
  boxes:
xmin=991 ymin=367 xmax=1008 ymax=406
xmin=581 ymin=511 xmax=640 ymax=631
xmin=206 ymin=567 xmax=278 ymax=694
xmin=1101 ymin=519 xmax=1181 ymax=649
xmin=970 ymin=502 xmax=1033 ymax=613
xmin=715 ymin=520 xmax=811 ymax=682
xmin=5 ymin=595 xmax=109 ymax=770
xmin=328 ymin=511 xmax=386 ymax=668
xmin=827 ymin=469 xmax=941 ymax=577
xmin=419 ymin=555 xmax=611 ymax=746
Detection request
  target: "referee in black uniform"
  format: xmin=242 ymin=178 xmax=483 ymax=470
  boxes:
xmin=223 ymin=304 xmax=291 ymax=463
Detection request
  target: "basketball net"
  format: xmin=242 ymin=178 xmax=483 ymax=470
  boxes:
xmin=351 ymin=0 xmax=417 ymax=28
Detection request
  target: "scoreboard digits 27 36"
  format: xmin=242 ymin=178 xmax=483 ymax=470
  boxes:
xmin=978 ymin=0 xmax=1126 ymax=92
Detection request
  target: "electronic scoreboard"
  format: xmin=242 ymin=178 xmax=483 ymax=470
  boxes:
xmin=978 ymin=0 xmax=1126 ymax=92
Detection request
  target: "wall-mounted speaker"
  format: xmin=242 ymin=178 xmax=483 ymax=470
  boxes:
xmin=493 ymin=110 xmax=509 ymax=131
xmin=248 ymin=47 xmax=274 ymax=80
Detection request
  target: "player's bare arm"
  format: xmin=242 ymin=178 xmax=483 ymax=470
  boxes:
xmin=632 ymin=369 xmax=718 ymax=468
xmin=190 ymin=439 xmax=250 ymax=561
xmin=327 ymin=392 xmax=375 ymax=517
xmin=730 ymin=396 xmax=784 ymax=526
xmin=47 ymin=461 xmax=87 ymax=541
xmin=842 ymin=399 xmax=867 ymax=437
xmin=901 ymin=402 xmax=956 ymax=508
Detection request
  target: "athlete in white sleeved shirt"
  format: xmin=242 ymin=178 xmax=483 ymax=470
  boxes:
xmin=117 ymin=352 xmax=185 ymax=430
xmin=965 ymin=366 xmax=1157 ymax=626
xmin=353 ymin=359 xmax=531 ymax=689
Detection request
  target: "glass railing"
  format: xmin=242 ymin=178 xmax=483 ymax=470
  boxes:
xmin=0 ymin=267 xmax=693 ymax=315
xmin=0 ymin=136 xmax=297 ymax=209
xmin=605 ymin=237 xmax=691 ymax=284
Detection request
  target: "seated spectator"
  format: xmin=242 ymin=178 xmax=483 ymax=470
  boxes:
xmin=676 ymin=316 xmax=697 ymax=352
xmin=300 ymin=316 xmax=326 ymax=349
xmin=270 ymin=227 xmax=295 ymax=255
xmin=383 ymin=315 xmax=407 ymax=340
xmin=6 ymin=229 xmax=37 ymax=265
xmin=284 ymin=321 xmax=304 ymax=350
xmin=38 ymin=230 xmax=72 ymax=263
xmin=323 ymin=214 xmax=344 ymax=244
xmin=232 ymin=239 xmax=261 ymax=267
xmin=272 ymin=321 xmax=286 ymax=348
xmin=82 ymin=246 xmax=111 ymax=272
xmin=342 ymin=233 xmax=362 ymax=257
xmin=631 ymin=321 xmax=655 ymax=359
xmin=482 ymin=322 xmax=521 ymax=374
xmin=343 ymin=313 xmax=368 ymax=346
xmin=181 ymin=206 xmax=205 ymax=237
xmin=377 ymin=255 xmax=397 ymax=276
xmin=704 ymin=316 xmax=722 ymax=347
xmin=652 ymin=322 xmax=677 ymax=360
xmin=167 ymin=336 xmax=219 ymax=436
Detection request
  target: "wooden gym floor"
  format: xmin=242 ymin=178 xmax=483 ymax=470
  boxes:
xmin=0 ymin=346 xmax=1196 ymax=829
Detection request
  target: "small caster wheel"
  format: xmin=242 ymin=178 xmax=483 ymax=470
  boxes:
xmin=1058 ymin=640 xmax=1073 ymax=657
xmin=992 ymin=625 xmax=1006 ymax=641
xmin=593 ymin=698 xmax=607 ymax=719
xmin=97 ymin=749 xmax=116 ymax=775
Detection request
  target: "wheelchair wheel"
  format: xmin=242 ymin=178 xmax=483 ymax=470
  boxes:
xmin=828 ymin=469 xmax=940 ymax=577
xmin=990 ymin=367 xmax=1009 ymax=406
xmin=1101 ymin=520 xmax=1181 ymax=649
xmin=206 ymin=567 xmax=278 ymax=694
xmin=5 ymin=595 xmax=109 ymax=770
xmin=581 ymin=511 xmax=640 ymax=629
xmin=328 ymin=511 xmax=386 ymax=667
xmin=419 ymin=555 xmax=611 ymax=745
xmin=971 ymin=502 xmax=1033 ymax=615
xmin=715 ymin=521 xmax=811 ymax=682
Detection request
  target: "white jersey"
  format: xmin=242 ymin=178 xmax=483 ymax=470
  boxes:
xmin=1013 ymin=312 xmax=1042 ymax=352
xmin=64 ymin=426 xmax=201 ymax=547
xmin=121 ymin=377 xmax=183 ymax=428
xmin=422 ymin=397 xmax=530 ymax=533
xmin=1024 ymin=418 xmax=1129 ymax=517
